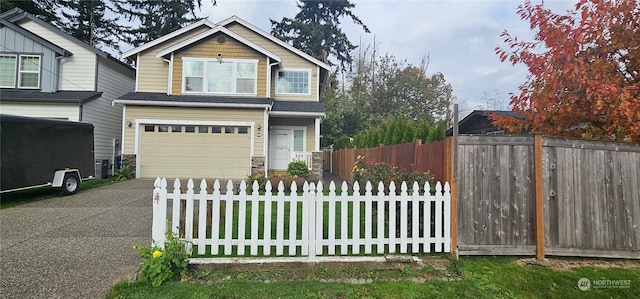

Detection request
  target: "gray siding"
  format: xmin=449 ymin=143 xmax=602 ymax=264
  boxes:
xmin=83 ymin=56 xmax=134 ymax=168
xmin=0 ymin=25 xmax=58 ymax=92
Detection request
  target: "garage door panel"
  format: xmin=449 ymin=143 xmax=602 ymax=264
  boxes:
xmin=139 ymin=125 xmax=251 ymax=179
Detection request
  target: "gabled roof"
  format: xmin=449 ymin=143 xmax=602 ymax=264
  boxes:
xmin=156 ymin=26 xmax=281 ymax=62
xmin=0 ymin=19 xmax=72 ymax=57
xmin=218 ymin=16 xmax=330 ymax=71
xmin=0 ymin=89 xmax=102 ymax=104
xmin=122 ymin=19 xmax=217 ymax=58
xmin=0 ymin=8 xmax=133 ymax=72
xmin=122 ymin=15 xmax=330 ymax=71
xmin=446 ymin=110 xmax=525 ymax=136
xmin=113 ymin=92 xmax=326 ymax=116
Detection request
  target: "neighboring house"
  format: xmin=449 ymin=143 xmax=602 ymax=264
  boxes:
xmin=114 ymin=16 xmax=329 ymax=180
xmin=446 ymin=110 xmax=525 ymax=135
xmin=0 ymin=8 xmax=135 ymax=177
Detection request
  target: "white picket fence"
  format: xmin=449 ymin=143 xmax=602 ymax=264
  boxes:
xmin=151 ymin=178 xmax=451 ymax=259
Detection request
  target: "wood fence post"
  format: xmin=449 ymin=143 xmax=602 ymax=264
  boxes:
xmin=534 ymin=134 xmax=545 ymax=260
xmin=446 ymin=137 xmax=458 ymax=257
xmin=413 ymin=139 xmax=421 ymax=170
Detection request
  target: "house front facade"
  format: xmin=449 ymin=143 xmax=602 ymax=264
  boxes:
xmin=0 ymin=8 xmax=135 ymax=177
xmin=115 ymin=16 xmax=329 ymax=180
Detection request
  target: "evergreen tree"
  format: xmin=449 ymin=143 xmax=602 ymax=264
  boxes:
xmin=113 ymin=0 xmax=213 ymax=47
xmin=0 ymin=0 xmax=59 ymax=25
xmin=270 ymin=0 xmax=369 ymax=71
xmin=59 ymin=0 xmax=118 ymax=48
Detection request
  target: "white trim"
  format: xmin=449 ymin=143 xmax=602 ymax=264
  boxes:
xmin=156 ymin=26 xmax=281 ymax=62
xmin=315 ymin=117 xmax=321 ymax=152
xmin=120 ymin=105 xmax=126 ymax=157
xmin=181 ymin=57 xmax=258 ymax=96
xmin=112 ymin=99 xmax=271 ymax=109
xmin=266 ymin=57 xmax=270 ymax=98
xmin=268 ymin=111 xmax=325 ymax=117
xmin=122 ymin=19 xmax=217 ymax=58
xmin=218 ymin=16 xmax=331 ymax=71
xmin=269 ymin=125 xmax=307 ymax=170
xmin=167 ymin=53 xmax=173 ymax=95
xmin=263 ymin=108 xmax=269 ymax=176
xmin=275 ymin=68 xmax=312 ymax=96
xmin=17 ymin=54 xmax=41 ymax=89
xmin=134 ymin=120 xmax=140 ymax=178
xmin=135 ymin=118 xmax=255 ymax=178
xmin=0 ymin=54 xmax=17 ymax=88
xmin=316 ymin=66 xmax=320 ymax=101
xmin=134 ymin=55 xmax=139 ymax=92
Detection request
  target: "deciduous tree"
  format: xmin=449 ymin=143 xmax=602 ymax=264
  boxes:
xmin=494 ymin=0 xmax=640 ymax=141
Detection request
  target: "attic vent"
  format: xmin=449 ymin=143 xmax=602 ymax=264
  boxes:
xmin=217 ymin=35 xmax=226 ymax=44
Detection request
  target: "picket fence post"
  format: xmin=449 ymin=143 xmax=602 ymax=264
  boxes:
xmin=151 ymin=177 xmax=167 ymax=248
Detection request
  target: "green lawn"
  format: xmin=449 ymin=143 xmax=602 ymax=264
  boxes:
xmin=0 ymin=178 xmax=120 ymax=209
xmin=106 ymin=256 xmax=640 ymax=298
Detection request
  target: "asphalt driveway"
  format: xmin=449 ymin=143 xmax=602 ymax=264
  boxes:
xmin=0 ymin=179 xmax=154 ymax=299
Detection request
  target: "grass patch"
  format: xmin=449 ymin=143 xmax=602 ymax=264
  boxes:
xmin=0 ymin=178 xmax=121 ymax=209
xmin=106 ymin=256 xmax=640 ymax=298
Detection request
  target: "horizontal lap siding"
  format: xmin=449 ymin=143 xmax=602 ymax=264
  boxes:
xmin=18 ymin=20 xmax=96 ymax=91
xmin=226 ymin=24 xmax=319 ymax=102
xmin=171 ymin=33 xmax=267 ymax=97
xmin=123 ymin=106 xmax=264 ymax=156
xmin=0 ymin=102 xmax=79 ymax=120
xmin=137 ymin=27 xmax=209 ymax=93
xmin=83 ymin=58 xmax=134 ymax=163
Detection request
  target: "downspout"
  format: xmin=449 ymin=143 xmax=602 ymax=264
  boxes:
xmin=165 ymin=53 xmax=173 ymax=95
xmin=267 ymin=59 xmax=279 ymax=98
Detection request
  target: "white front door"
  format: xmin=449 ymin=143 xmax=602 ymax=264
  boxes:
xmin=270 ymin=130 xmax=291 ymax=170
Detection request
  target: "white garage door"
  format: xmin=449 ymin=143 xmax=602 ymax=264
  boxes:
xmin=139 ymin=124 xmax=251 ymax=179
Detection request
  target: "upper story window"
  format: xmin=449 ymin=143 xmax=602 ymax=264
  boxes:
xmin=276 ymin=69 xmax=311 ymax=95
xmin=182 ymin=58 xmax=257 ymax=95
xmin=0 ymin=54 xmax=41 ymax=89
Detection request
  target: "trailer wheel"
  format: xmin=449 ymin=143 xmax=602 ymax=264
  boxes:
xmin=60 ymin=172 xmax=80 ymax=196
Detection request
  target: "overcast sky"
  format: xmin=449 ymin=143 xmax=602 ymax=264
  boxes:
xmin=192 ymin=0 xmax=576 ymax=115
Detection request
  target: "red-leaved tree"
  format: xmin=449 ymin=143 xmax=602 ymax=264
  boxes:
xmin=494 ymin=0 xmax=640 ymax=142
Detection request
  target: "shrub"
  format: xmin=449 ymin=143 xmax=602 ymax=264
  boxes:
xmin=287 ymin=161 xmax=310 ymax=179
xmin=113 ymin=165 xmax=133 ymax=181
xmin=246 ymin=172 xmax=267 ymax=192
xmin=134 ymin=229 xmax=191 ymax=287
xmin=352 ymin=155 xmax=433 ymax=194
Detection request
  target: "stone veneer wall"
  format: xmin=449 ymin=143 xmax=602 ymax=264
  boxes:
xmin=251 ymin=156 xmax=265 ymax=175
xmin=311 ymin=151 xmax=323 ymax=182
xmin=121 ymin=154 xmax=136 ymax=174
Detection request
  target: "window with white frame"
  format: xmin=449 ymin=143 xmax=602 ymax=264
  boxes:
xmin=0 ymin=54 xmax=41 ymax=89
xmin=276 ymin=69 xmax=310 ymax=95
xmin=182 ymin=58 xmax=257 ymax=95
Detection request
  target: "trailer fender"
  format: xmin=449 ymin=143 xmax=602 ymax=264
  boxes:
xmin=52 ymin=169 xmax=81 ymax=195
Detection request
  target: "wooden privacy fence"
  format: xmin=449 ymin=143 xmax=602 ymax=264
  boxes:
xmin=330 ymin=139 xmax=448 ymax=182
xmin=151 ymin=178 xmax=452 ymax=259
xmin=455 ymin=135 xmax=640 ymax=259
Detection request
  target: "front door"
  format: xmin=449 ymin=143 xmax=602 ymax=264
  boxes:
xmin=270 ymin=130 xmax=290 ymax=170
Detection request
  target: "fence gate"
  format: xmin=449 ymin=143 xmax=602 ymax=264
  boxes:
xmin=152 ymin=178 xmax=451 ymax=260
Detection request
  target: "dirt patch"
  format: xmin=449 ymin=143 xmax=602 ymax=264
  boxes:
xmin=187 ymin=255 xmax=461 ymax=284
xmin=516 ymin=258 xmax=640 ymax=271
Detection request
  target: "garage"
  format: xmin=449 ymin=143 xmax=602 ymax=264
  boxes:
xmin=138 ymin=123 xmax=252 ymax=179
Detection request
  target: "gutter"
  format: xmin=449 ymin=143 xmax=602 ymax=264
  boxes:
xmin=111 ymin=99 xmax=272 ymax=109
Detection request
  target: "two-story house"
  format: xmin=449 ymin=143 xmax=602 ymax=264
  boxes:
xmin=0 ymin=8 xmax=135 ymax=177
xmin=114 ymin=16 xmax=329 ymax=181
